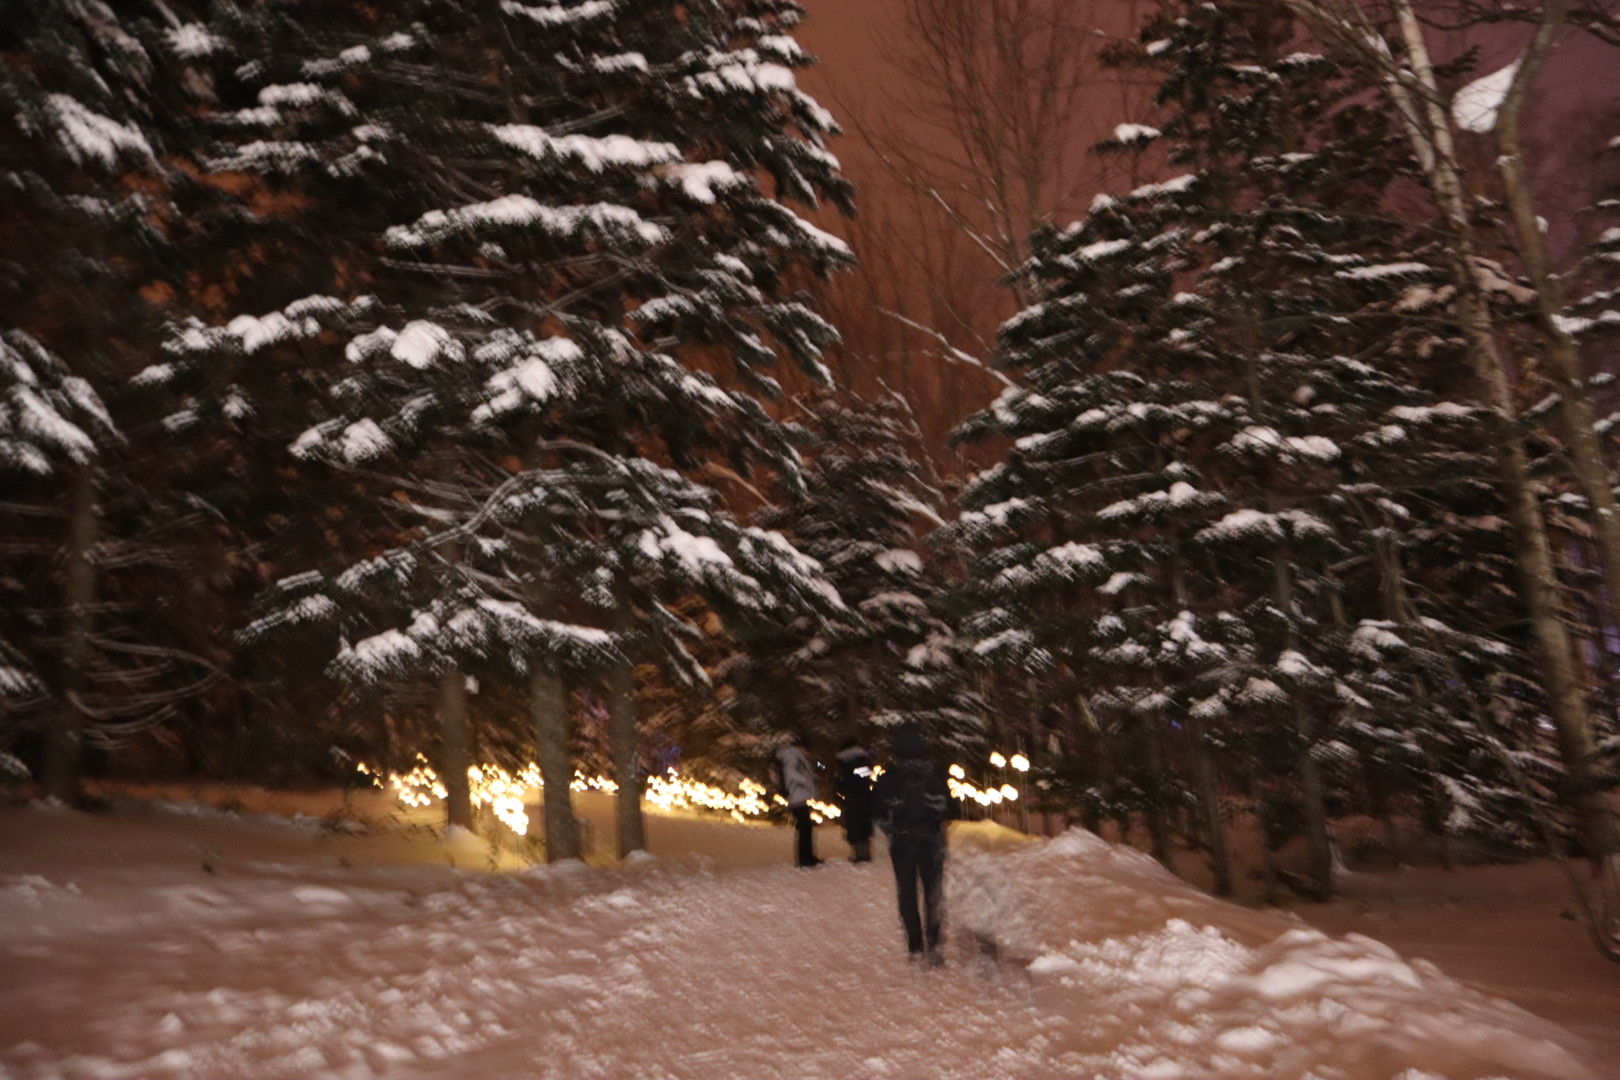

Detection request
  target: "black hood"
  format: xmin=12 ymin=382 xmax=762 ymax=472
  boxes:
xmin=891 ymin=722 xmax=927 ymax=760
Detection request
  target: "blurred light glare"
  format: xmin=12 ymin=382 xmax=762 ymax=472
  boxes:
xmin=360 ymin=754 xmax=833 ymax=838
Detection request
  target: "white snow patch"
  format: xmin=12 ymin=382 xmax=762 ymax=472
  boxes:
xmin=387 ymin=196 xmax=666 ymax=249
xmin=46 ymin=95 xmax=153 ymax=170
xmin=1130 ymin=174 xmax=1196 ymax=200
xmin=0 ymin=802 xmax=1604 ymax=1080
xmin=1453 ymin=61 xmax=1521 ymax=134
xmin=166 ymin=24 xmax=222 ymax=57
xmin=662 ymin=161 xmax=747 ymax=203
xmin=489 ymin=124 xmax=680 ymax=171
xmin=391 ymin=321 xmax=464 ymax=369
xmin=1113 ymin=123 xmax=1161 ymax=143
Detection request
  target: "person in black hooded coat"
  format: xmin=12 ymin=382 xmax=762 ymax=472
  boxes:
xmin=872 ymin=723 xmax=952 ymax=964
xmin=834 ymin=739 xmax=875 ymax=862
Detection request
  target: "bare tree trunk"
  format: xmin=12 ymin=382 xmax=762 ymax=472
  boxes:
xmin=1241 ymin=321 xmax=1333 ymax=898
xmin=531 ymin=666 xmax=581 ymax=862
xmin=1285 ymin=0 xmax=1614 ymax=865
xmin=608 ymin=598 xmax=643 ymax=858
xmin=1169 ymin=539 xmax=1233 ymax=894
xmin=1143 ymin=718 xmax=1177 ymax=872
xmin=438 ymin=664 xmax=474 ymax=832
xmin=1187 ymin=710 xmax=1233 ymax=895
xmin=436 ymin=537 xmax=473 ymax=832
xmin=42 ymin=462 xmax=97 ymax=803
xmin=1249 ymin=763 xmax=1280 ymax=905
xmin=1289 ymin=697 xmax=1334 ymax=899
xmin=1075 ymin=693 xmax=1107 ymax=835
xmin=1462 ymin=293 xmax=1612 ymax=858
xmin=522 ymin=425 xmax=581 ymax=862
xmin=1492 ymin=0 xmax=1620 ymax=633
xmin=1272 ymin=530 xmax=1334 ymax=900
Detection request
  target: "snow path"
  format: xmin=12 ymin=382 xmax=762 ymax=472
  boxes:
xmin=0 ymin=801 xmax=1605 ymax=1080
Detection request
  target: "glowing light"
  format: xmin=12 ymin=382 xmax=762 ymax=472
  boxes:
xmin=948 ymin=764 xmax=966 ymax=780
xmin=989 ymin=752 xmax=1007 ymax=768
xmin=1010 ymin=754 xmax=1030 ymax=772
xmin=362 ymin=757 xmax=838 ymax=840
xmin=643 ymin=769 xmax=807 ymax=819
xmin=1000 ymin=784 xmax=1019 ymax=801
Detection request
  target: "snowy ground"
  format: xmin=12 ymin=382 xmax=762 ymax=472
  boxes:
xmin=0 ymin=790 xmax=1611 ymax=1080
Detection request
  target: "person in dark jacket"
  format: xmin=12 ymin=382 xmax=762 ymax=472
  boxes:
xmin=834 ymin=739 xmax=875 ymax=863
xmin=872 ymin=722 xmax=952 ymax=964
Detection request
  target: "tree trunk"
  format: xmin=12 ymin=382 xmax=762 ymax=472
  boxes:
xmin=1143 ymin=718 xmax=1177 ymax=872
xmin=1492 ymin=0 xmax=1620 ymax=640
xmin=608 ymin=600 xmax=643 ymax=857
xmin=1468 ymin=315 xmax=1613 ymax=858
xmin=1290 ymin=697 xmax=1334 ymax=900
xmin=1249 ymin=763 xmax=1280 ymax=905
xmin=1075 ymin=693 xmax=1106 ymax=835
xmin=438 ymin=664 xmax=474 ymax=832
xmin=1187 ymin=710 xmax=1233 ymax=895
xmin=1169 ymin=538 xmax=1232 ymax=893
xmin=1271 ymin=529 xmax=1334 ymax=900
xmin=42 ymin=462 xmax=97 ymax=803
xmin=519 ymin=417 xmax=582 ymax=862
xmin=1284 ymin=0 xmax=1614 ymax=863
xmin=531 ymin=667 xmax=581 ymax=862
xmin=436 ymin=536 xmax=474 ymax=832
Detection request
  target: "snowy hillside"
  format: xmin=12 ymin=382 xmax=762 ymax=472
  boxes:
xmin=0 ymin=795 xmax=1605 ymax=1080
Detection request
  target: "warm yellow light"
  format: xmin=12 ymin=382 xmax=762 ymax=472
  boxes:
xmin=362 ymin=757 xmax=830 ymax=835
xmin=989 ymin=752 xmax=1007 ymax=768
xmin=1000 ymin=784 xmax=1018 ymax=801
xmin=948 ymin=764 xmax=965 ymax=780
xmin=1010 ymin=754 xmax=1030 ymax=772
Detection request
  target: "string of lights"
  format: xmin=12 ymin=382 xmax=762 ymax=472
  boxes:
xmin=357 ymin=750 xmax=1030 ymax=835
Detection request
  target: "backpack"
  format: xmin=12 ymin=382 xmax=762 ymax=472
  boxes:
xmin=881 ymin=759 xmax=947 ymax=837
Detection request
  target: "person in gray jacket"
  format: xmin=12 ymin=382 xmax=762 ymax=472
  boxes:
xmin=776 ymin=732 xmax=821 ymax=867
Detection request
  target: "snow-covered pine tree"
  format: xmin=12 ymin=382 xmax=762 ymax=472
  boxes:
xmin=943 ymin=179 xmax=1209 ymax=872
xmin=0 ymin=1 xmax=232 ymax=800
xmin=726 ymin=391 xmax=982 ymax=762
xmin=148 ymin=0 xmax=853 ymax=855
xmin=1111 ymin=3 xmax=1578 ymax=891
xmin=953 ymin=0 xmax=1552 ymax=895
xmin=1279 ymin=0 xmax=1617 ymax=865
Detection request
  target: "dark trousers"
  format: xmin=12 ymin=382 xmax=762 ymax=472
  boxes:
xmin=791 ymin=805 xmax=818 ymax=866
xmin=888 ymin=831 xmax=945 ymax=953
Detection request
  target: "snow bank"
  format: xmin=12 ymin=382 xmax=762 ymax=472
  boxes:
xmin=0 ymin=801 xmax=1602 ymax=1080
xmin=949 ymin=827 xmax=1597 ymax=1079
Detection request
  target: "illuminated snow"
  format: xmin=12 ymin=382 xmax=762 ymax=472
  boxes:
xmin=489 ymin=124 xmax=680 ymax=171
xmin=166 ymin=24 xmax=221 ymax=57
xmin=0 ymin=795 xmax=1599 ymax=1080
xmin=45 ymin=95 xmax=153 ymax=170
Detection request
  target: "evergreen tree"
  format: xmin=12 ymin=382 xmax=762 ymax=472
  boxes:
xmin=145 ymin=0 xmax=853 ymax=855
xmin=1279 ymin=0 xmax=1617 ymax=865
xmin=727 ymin=391 xmax=983 ymax=758
xmin=951 ymin=1 xmax=1550 ymax=896
xmin=0 ymin=0 xmax=230 ymax=800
